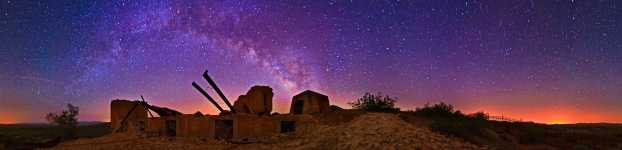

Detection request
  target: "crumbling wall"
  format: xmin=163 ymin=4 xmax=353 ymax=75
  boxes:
xmin=273 ymin=114 xmax=318 ymax=134
xmin=176 ymin=114 xmax=214 ymax=138
xmin=146 ymin=117 xmax=165 ymax=136
xmin=109 ymin=87 xmax=331 ymax=139
xmin=110 ymin=100 xmax=148 ymax=133
xmin=146 ymin=116 xmax=178 ymax=136
xmin=233 ymin=86 xmax=273 ymax=115
xmin=290 ymin=90 xmax=330 ymax=114
xmin=232 ymin=114 xmax=278 ymax=140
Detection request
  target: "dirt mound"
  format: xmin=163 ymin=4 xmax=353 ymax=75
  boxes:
xmin=48 ymin=113 xmax=484 ymax=150
xmin=276 ymin=113 xmax=484 ymax=150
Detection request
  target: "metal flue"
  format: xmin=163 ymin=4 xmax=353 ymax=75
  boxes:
xmin=201 ymin=70 xmax=236 ymax=113
xmin=192 ymin=82 xmax=226 ymax=113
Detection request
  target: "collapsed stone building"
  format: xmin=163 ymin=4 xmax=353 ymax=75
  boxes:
xmin=110 ymin=70 xmax=330 ymax=140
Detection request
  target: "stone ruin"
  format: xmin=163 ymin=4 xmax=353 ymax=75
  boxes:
xmin=110 ymin=100 xmax=148 ymax=133
xmin=290 ymin=90 xmax=330 ymax=114
xmin=233 ymin=86 xmax=273 ymax=115
xmin=110 ymin=70 xmax=330 ymax=141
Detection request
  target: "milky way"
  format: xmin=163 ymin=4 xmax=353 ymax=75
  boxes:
xmin=1 ymin=0 xmax=622 ymax=123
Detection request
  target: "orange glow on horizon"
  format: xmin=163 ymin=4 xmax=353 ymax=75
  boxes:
xmin=5 ymin=95 xmax=615 ymax=124
xmin=133 ymin=99 xmax=621 ymax=124
xmin=462 ymin=104 xmax=622 ymax=124
xmin=0 ymin=115 xmax=17 ymax=124
xmin=549 ymin=119 xmax=568 ymax=125
xmin=453 ymin=94 xmax=622 ymax=124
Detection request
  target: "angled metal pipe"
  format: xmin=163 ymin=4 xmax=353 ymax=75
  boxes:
xmin=140 ymin=95 xmax=155 ymax=118
xmin=192 ymin=82 xmax=225 ymax=113
xmin=202 ymin=70 xmax=236 ymax=113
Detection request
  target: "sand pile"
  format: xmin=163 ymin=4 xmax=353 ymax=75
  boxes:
xmin=48 ymin=113 xmax=485 ymax=150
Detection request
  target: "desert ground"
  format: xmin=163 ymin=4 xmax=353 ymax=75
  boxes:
xmin=0 ymin=123 xmax=109 ymax=150
xmin=2 ymin=110 xmax=621 ymax=150
xmin=47 ymin=113 xmax=483 ymax=150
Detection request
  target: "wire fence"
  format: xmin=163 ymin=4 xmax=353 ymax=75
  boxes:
xmin=488 ymin=115 xmax=523 ymax=122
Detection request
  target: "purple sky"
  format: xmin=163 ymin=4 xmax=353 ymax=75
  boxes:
xmin=1 ymin=0 xmax=621 ymax=124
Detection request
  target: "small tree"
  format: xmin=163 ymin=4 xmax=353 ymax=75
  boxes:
xmin=349 ymin=92 xmax=400 ymax=112
xmin=46 ymin=104 xmax=79 ymax=138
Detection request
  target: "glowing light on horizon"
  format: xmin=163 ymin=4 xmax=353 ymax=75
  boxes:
xmin=549 ymin=119 xmax=568 ymax=125
xmin=0 ymin=116 xmax=17 ymax=124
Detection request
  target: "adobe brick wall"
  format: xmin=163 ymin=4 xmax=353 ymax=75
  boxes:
xmin=233 ymin=86 xmax=273 ymax=115
xmin=110 ymin=100 xmax=148 ymax=132
xmin=146 ymin=117 xmax=164 ymax=135
xmin=232 ymin=114 xmax=278 ymax=139
xmin=272 ymin=114 xmax=317 ymax=133
xmin=176 ymin=114 xmax=214 ymax=138
xmin=290 ymin=91 xmax=330 ymax=114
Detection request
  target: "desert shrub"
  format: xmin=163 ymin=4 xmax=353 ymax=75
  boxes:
xmin=45 ymin=104 xmax=79 ymax=138
xmin=470 ymin=111 xmax=489 ymax=121
xmin=349 ymin=92 xmax=400 ymax=112
xmin=412 ymin=102 xmax=493 ymax=144
xmin=414 ymin=102 xmax=456 ymax=117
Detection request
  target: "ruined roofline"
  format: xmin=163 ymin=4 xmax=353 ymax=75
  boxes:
xmin=295 ymin=90 xmax=327 ymax=97
xmin=111 ymin=99 xmax=142 ymax=103
xmin=111 ymin=99 xmax=182 ymax=117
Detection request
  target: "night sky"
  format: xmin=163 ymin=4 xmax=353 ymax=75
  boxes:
xmin=1 ymin=0 xmax=621 ymax=124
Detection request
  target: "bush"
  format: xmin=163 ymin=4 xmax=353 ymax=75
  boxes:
xmin=412 ymin=102 xmax=493 ymax=144
xmin=470 ymin=111 xmax=490 ymax=121
xmin=45 ymin=104 xmax=79 ymax=138
xmin=413 ymin=102 xmax=456 ymax=117
xmin=349 ymin=92 xmax=400 ymax=112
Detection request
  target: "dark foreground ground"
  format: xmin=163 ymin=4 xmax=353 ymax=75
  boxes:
xmin=0 ymin=123 xmax=110 ymax=150
xmin=1 ymin=111 xmax=621 ymax=150
xmin=397 ymin=111 xmax=622 ymax=150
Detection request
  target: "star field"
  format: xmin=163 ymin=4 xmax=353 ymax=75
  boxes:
xmin=1 ymin=0 xmax=621 ymax=123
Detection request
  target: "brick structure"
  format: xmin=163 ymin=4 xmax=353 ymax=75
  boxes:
xmin=110 ymin=100 xmax=148 ymax=133
xmin=110 ymin=86 xmax=330 ymax=140
xmin=231 ymin=114 xmax=278 ymax=140
xmin=176 ymin=114 xmax=214 ymax=137
xmin=272 ymin=114 xmax=317 ymax=133
xmin=290 ymin=90 xmax=330 ymax=114
xmin=233 ymin=86 xmax=273 ymax=115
